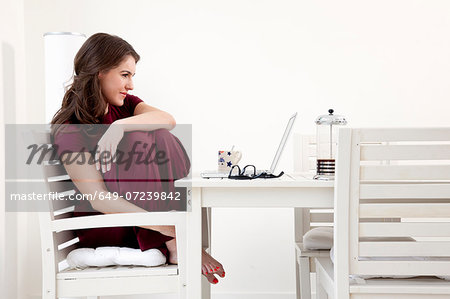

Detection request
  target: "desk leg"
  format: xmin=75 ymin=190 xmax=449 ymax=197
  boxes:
xmin=201 ymin=275 xmax=211 ymax=299
xmin=202 ymin=207 xmax=211 ymax=252
xmin=187 ymin=187 xmax=202 ymax=299
xmin=294 ymin=208 xmax=312 ymax=299
xmin=201 ymin=207 xmax=211 ymax=299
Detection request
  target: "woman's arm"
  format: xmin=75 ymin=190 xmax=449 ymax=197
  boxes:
xmin=61 ymin=152 xmax=175 ymax=237
xmin=114 ymin=102 xmax=176 ymax=131
xmin=95 ymin=103 xmax=176 ymax=172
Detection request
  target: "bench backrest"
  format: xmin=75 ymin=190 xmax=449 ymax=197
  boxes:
xmin=335 ymin=127 xmax=450 ymax=277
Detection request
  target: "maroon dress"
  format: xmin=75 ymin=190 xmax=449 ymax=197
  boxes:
xmin=53 ymin=95 xmax=191 ymax=259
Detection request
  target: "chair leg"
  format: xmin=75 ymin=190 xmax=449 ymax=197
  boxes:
xmin=178 ymin=285 xmax=187 ymax=299
xmin=315 ymin=267 xmax=327 ymax=299
xmin=297 ymin=256 xmax=311 ymax=299
xmin=296 ymin=258 xmax=302 ymax=299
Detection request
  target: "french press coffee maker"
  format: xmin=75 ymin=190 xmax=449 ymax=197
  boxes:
xmin=313 ymin=109 xmax=347 ymax=180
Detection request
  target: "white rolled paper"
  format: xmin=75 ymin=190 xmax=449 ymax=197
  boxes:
xmin=44 ymin=32 xmax=86 ymax=123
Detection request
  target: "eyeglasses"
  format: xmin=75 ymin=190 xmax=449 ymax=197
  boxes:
xmin=228 ymin=165 xmax=284 ymax=180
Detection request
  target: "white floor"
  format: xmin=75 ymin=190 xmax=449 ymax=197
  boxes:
xmin=53 ymin=275 xmax=319 ymax=299
xmin=100 ymin=294 xmax=298 ymax=299
xmin=98 ymin=275 xmax=317 ymax=299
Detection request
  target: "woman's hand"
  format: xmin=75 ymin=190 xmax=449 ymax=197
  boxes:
xmin=95 ymin=123 xmax=124 ymax=173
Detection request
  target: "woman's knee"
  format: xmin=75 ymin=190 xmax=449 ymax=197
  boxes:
xmin=118 ymin=129 xmax=188 ymax=167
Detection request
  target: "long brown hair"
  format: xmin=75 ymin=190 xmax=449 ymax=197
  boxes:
xmin=51 ymin=33 xmax=140 ymax=124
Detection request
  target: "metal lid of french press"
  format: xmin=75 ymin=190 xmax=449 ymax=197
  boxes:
xmin=315 ymin=109 xmax=347 ymax=125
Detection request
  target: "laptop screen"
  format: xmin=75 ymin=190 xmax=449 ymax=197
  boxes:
xmin=269 ymin=112 xmax=297 ymax=173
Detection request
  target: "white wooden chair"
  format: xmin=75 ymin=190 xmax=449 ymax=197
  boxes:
xmin=316 ymin=127 xmax=450 ymax=299
xmin=293 ymin=134 xmax=334 ymax=299
xmin=35 ymin=130 xmax=189 ymax=299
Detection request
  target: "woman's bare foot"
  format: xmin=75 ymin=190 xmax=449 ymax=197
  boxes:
xmin=165 ymin=239 xmax=226 ymax=284
xmin=202 ymin=249 xmax=225 ymax=279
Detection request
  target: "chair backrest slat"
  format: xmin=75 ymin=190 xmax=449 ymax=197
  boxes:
xmin=51 ymin=194 xmax=76 ymax=211
xmin=360 ymin=183 xmax=450 ymax=199
xmin=361 ymin=144 xmax=450 ymax=160
xmin=359 ymin=241 xmax=450 ymax=257
xmin=360 ymin=222 xmax=450 ymax=238
xmin=360 ymin=164 xmax=450 ymax=181
xmin=309 ymin=212 xmax=334 ymax=223
xmin=360 ymin=203 xmax=450 ymax=218
xmin=359 ymin=127 xmax=450 ymax=142
xmin=53 ymin=205 xmax=76 ymax=220
xmin=293 ymin=133 xmax=317 ymax=174
xmin=44 ymin=163 xmax=69 ymax=178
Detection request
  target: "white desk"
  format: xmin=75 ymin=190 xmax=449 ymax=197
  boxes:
xmin=175 ymin=173 xmax=334 ymax=299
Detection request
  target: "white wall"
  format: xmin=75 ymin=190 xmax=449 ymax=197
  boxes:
xmin=3 ymin=0 xmax=450 ymax=298
xmin=1 ymin=0 xmax=31 ymax=299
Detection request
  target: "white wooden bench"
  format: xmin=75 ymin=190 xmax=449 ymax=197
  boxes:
xmin=315 ymin=127 xmax=450 ymax=299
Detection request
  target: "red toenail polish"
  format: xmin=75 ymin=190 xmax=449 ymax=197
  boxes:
xmin=213 ymin=278 xmax=218 ymax=284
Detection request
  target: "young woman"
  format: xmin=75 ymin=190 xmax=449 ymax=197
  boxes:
xmin=51 ymin=32 xmax=225 ymax=284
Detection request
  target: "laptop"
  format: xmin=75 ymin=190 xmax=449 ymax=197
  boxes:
xmin=201 ymin=112 xmax=297 ymax=178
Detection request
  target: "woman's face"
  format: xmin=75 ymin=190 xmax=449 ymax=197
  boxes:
xmin=98 ymin=55 xmax=136 ymax=108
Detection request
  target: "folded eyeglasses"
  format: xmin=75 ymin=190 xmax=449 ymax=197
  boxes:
xmin=228 ymin=165 xmax=284 ymax=180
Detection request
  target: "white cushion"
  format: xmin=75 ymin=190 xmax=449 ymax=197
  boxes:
xmin=67 ymin=247 xmax=166 ymax=269
xmin=303 ymin=227 xmax=333 ymax=250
